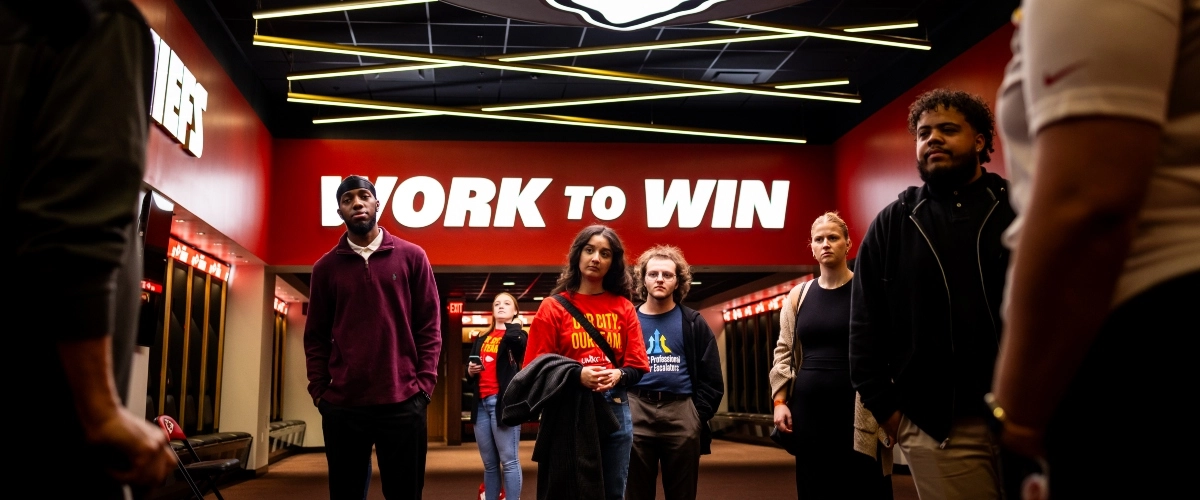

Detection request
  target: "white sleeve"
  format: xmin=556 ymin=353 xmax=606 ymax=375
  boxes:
xmin=1020 ymin=0 xmax=1184 ymax=133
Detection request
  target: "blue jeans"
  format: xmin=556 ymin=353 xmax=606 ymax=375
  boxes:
xmin=477 ymin=395 xmax=522 ymax=500
xmin=601 ymin=388 xmax=633 ymax=500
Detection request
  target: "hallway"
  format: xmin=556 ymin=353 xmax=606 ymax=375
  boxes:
xmin=215 ymin=439 xmax=918 ymax=499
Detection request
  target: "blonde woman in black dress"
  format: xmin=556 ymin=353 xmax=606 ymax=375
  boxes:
xmin=769 ymin=212 xmax=891 ymax=499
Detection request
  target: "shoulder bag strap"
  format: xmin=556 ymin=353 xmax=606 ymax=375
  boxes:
xmin=788 ymin=280 xmax=814 ymax=373
xmin=551 ymin=294 xmax=620 ymax=367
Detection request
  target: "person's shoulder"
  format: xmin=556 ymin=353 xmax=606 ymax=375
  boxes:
xmin=382 ymin=230 xmax=431 ymax=257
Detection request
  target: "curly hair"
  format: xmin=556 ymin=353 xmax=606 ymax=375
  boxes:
xmin=551 ymin=224 xmax=634 ymax=300
xmin=907 ymin=88 xmax=996 ymax=164
xmin=634 ymin=244 xmax=693 ymax=304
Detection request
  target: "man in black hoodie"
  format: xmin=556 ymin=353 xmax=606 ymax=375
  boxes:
xmin=850 ymin=89 xmax=1015 ymax=500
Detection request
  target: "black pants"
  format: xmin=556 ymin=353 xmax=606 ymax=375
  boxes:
xmin=1043 ymin=271 xmax=1198 ymax=498
xmin=319 ymin=395 xmax=429 ymax=500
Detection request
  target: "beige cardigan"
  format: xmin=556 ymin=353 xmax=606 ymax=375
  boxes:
xmin=768 ymin=280 xmax=894 ymax=475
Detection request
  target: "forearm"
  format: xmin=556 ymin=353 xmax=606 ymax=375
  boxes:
xmin=58 ymin=336 xmax=122 ymax=441
xmin=994 ymin=119 xmax=1159 ymax=430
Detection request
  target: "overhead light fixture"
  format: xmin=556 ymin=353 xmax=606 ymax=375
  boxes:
xmin=256 ymin=35 xmax=860 ymax=102
xmin=314 ymin=111 xmax=440 ymax=123
xmin=502 ymin=282 xmax=516 ymax=286
xmin=290 ymin=92 xmax=807 ymax=144
xmin=533 ymin=296 xmax=544 ymax=301
xmin=252 ymin=0 xmax=434 ymax=20
xmin=832 ymin=20 xmax=919 ymax=32
xmin=289 ymin=62 xmax=454 ymax=81
xmin=480 ymin=78 xmax=852 ymax=112
xmin=691 ymin=281 xmax=702 ymax=285
xmin=710 ymin=19 xmax=932 ymax=50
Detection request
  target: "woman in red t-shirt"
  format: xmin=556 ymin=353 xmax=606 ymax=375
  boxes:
xmin=468 ymin=292 xmax=527 ymax=500
xmin=524 ymin=224 xmax=650 ymax=500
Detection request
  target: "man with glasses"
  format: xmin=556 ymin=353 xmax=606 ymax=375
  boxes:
xmin=625 ymin=245 xmax=724 ymax=500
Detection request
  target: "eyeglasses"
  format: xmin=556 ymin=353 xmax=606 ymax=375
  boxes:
xmin=646 ymin=271 xmax=676 ymax=281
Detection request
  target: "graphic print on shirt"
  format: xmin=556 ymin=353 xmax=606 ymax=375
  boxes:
xmin=569 ymin=312 xmax=624 ymax=352
xmin=645 ymin=329 xmax=682 ymax=373
xmin=481 ymin=333 xmax=501 ymax=363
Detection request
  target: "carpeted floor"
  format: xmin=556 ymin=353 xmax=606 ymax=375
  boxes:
xmin=212 ymin=439 xmax=918 ymax=499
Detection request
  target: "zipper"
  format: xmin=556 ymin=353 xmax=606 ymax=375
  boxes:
xmin=910 ymin=199 xmax=957 ymax=436
xmin=976 ymin=188 xmax=1001 ymax=345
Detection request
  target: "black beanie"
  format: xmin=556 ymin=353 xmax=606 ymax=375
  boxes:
xmin=335 ymin=175 xmax=377 ymax=202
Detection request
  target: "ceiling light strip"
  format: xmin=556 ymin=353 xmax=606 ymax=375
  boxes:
xmin=255 ymin=35 xmax=861 ymax=102
xmin=252 ymin=0 xmax=435 ymax=20
xmin=479 ymin=78 xmax=851 ymax=112
xmin=832 ymin=20 xmax=919 ymax=32
xmin=289 ymin=62 xmax=454 ymax=81
xmin=289 ymin=92 xmax=806 ymax=144
xmin=709 ymin=20 xmax=931 ymax=50
xmin=314 ymin=111 xmax=440 ymax=123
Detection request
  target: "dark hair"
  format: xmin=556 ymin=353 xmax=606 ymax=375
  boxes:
xmin=551 ymin=224 xmax=633 ymax=299
xmin=634 ymin=244 xmax=692 ymax=304
xmin=907 ymin=88 xmax=996 ymax=164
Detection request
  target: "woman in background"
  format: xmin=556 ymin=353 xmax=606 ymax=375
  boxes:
xmin=468 ymin=292 xmax=528 ymax=500
xmin=769 ymin=212 xmax=892 ymax=499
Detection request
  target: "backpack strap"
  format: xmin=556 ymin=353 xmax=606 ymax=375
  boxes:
xmin=786 ymin=280 xmax=814 ymax=372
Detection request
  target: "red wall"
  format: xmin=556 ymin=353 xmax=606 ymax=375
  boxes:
xmin=835 ymin=24 xmax=1015 ymax=254
xmin=133 ymin=0 xmax=273 ymax=260
xmin=269 ymin=140 xmax=835 ymax=268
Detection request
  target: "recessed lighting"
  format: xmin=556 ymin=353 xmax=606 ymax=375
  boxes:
xmin=175 ymin=219 xmax=186 ymax=222
xmin=197 ymin=231 xmax=205 ymax=235
xmin=691 ymin=281 xmax=702 ymax=285
xmin=214 ymin=242 xmax=222 ymax=246
xmin=502 ymin=281 xmax=516 ymax=286
xmin=532 ymin=296 xmax=543 ymax=301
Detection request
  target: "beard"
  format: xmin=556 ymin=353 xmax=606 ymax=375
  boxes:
xmin=917 ymin=149 xmax=979 ymax=191
xmin=344 ymin=215 xmax=377 ymax=236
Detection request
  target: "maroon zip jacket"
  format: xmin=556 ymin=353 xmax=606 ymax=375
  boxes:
xmin=304 ymin=228 xmax=442 ymax=406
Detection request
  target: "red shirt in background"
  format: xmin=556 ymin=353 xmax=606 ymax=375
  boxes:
xmin=477 ymin=329 xmax=504 ymax=398
xmin=524 ymin=291 xmax=650 ymax=373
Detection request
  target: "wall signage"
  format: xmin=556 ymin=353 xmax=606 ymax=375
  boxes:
xmin=167 ymin=238 xmax=231 ymax=281
xmin=320 ymin=176 xmax=790 ymax=229
xmin=149 ymin=29 xmax=207 ymax=157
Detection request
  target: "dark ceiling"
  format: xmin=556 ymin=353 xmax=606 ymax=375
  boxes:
xmin=193 ymin=0 xmax=1014 ymax=305
xmin=190 ymin=0 xmax=1016 ymax=144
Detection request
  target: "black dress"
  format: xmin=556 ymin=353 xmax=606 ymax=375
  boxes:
xmin=788 ymin=279 xmax=891 ymax=499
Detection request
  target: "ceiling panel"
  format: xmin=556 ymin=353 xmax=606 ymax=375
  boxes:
xmin=200 ymin=0 xmax=1018 ymax=143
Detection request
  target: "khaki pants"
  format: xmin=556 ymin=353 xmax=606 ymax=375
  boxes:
xmin=897 ymin=415 xmax=1003 ymax=500
xmin=625 ymin=394 xmax=701 ymax=500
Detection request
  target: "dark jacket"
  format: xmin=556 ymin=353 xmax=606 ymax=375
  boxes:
xmin=849 ymin=170 xmax=1015 ymax=442
xmin=466 ymin=323 xmax=527 ymax=424
xmin=679 ymin=305 xmax=725 ymax=454
xmin=501 ymin=354 xmax=618 ymax=500
xmin=304 ymin=228 xmax=442 ymax=406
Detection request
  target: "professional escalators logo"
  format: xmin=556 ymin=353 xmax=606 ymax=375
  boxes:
xmin=546 ymin=0 xmax=728 ymax=31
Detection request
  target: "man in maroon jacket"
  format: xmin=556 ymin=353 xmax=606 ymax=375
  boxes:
xmin=304 ymin=175 xmax=443 ymax=500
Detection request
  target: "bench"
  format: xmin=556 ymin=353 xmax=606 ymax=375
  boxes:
xmin=268 ymin=419 xmax=307 ymax=463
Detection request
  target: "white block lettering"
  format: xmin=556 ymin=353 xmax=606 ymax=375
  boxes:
xmin=445 ymin=177 xmax=497 ymax=227
xmin=321 ymin=176 xmax=399 ymax=227
xmin=735 ymin=180 xmax=789 ymax=229
xmin=563 ymin=186 xmax=594 ymax=220
xmin=393 ymin=176 xmax=446 ymax=228
xmin=711 ymin=179 xmax=738 ymax=228
xmin=163 ymin=51 xmax=184 ymax=138
xmin=644 ymin=179 xmax=716 ymax=228
xmin=591 ymin=186 xmax=626 ymax=221
xmin=494 ymin=178 xmax=551 ymax=227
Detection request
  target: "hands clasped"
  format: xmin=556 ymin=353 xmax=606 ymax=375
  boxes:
xmin=580 ymin=366 xmax=622 ymax=392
